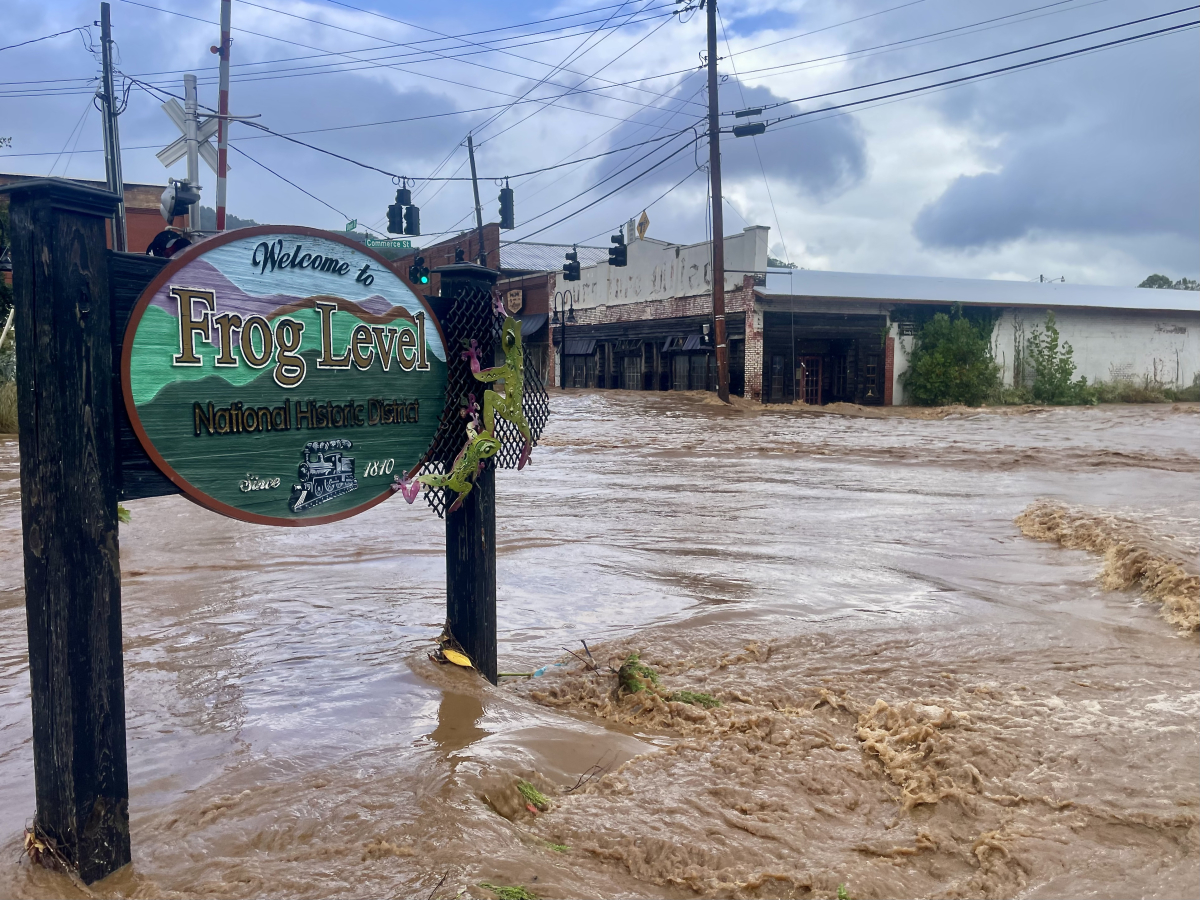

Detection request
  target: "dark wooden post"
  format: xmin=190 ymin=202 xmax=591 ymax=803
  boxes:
xmin=435 ymin=262 xmax=499 ymax=685
xmin=1 ymin=178 xmax=130 ymax=883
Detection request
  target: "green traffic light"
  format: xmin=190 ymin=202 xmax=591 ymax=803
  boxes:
xmin=420 ymin=274 xmax=429 ymax=284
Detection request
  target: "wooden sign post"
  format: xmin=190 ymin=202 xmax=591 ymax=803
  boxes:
xmin=433 ymin=263 xmax=501 ymax=684
xmin=2 ymin=179 xmax=131 ymax=883
xmin=3 ymin=181 xmax=547 ymax=885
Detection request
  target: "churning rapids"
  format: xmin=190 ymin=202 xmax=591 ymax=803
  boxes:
xmin=1 ymin=394 xmax=1197 ymax=900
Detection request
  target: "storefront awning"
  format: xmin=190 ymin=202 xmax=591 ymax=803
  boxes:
xmin=563 ymin=338 xmax=596 ymax=355
xmin=518 ymin=313 xmax=547 ymax=337
xmin=682 ymin=334 xmax=704 ymax=351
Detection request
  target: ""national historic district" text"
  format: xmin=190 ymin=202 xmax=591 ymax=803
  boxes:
xmin=193 ymin=398 xmax=419 ymax=436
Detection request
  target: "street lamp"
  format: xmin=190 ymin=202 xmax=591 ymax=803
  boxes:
xmin=552 ymin=289 xmax=574 ymax=388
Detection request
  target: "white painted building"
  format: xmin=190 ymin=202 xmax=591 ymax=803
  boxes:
xmin=572 ymin=225 xmax=769 ymax=310
xmin=551 ymin=226 xmax=1198 ymax=404
xmin=761 ymin=269 xmax=1199 ymax=405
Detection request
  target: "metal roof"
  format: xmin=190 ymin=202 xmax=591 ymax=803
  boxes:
xmin=500 ymin=241 xmax=608 ymax=273
xmin=760 ymin=268 xmax=1199 ymax=313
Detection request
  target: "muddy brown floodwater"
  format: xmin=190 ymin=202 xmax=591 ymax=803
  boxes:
xmin=0 ymin=393 xmax=1197 ymax=900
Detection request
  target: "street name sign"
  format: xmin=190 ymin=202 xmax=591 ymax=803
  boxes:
xmin=122 ymin=226 xmax=447 ymax=525
xmin=366 ymin=237 xmax=412 ymax=250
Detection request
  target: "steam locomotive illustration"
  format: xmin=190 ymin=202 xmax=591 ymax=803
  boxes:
xmin=288 ymin=439 xmax=359 ymax=512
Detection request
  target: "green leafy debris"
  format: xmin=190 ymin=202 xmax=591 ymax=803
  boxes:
xmin=545 ymin=842 xmax=569 ymax=853
xmin=517 ymin=780 xmax=549 ymax=811
xmin=117 ymin=504 xmax=132 ymax=524
xmin=617 ymin=651 xmax=660 ymax=695
xmin=480 ymin=882 xmax=540 ymax=900
xmin=670 ymin=690 xmax=721 ymax=708
xmin=837 ymin=883 xmax=850 ymax=900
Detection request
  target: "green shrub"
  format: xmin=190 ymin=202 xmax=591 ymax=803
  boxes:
xmin=901 ymin=306 xmax=1000 ymax=406
xmin=1026 ymin=311 xmax=1093 ymax=404
xmin=1165 ymin=373 xmax=1200 ymax=402
xmin=1090 ymin=372 xmax=1199 ymax=404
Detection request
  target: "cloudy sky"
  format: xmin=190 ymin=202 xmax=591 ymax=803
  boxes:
xmin=2 ymin=0 xmax=1196 ymax=285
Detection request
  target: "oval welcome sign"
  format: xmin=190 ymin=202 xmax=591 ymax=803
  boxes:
xmin=123 ymin=226 xmax=447 ymax=526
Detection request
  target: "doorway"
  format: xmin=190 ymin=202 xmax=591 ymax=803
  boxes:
xmin=800 ymin=355 xmax=822 ymax=405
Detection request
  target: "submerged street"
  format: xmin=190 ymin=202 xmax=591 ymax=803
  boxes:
xmin=0 ymin=392 xmax=1196 ymax=899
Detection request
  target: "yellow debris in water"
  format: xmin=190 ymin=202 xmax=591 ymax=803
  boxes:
xmin=443 ymin=648 xmax=474 ymax=668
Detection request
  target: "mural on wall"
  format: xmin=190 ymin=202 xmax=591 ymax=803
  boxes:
xmin=122 ymin=226 xmax=448 ymax=525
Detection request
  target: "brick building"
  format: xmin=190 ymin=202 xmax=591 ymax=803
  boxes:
xmin=391 ymin=223 xmax=603 ymax=387
xmin=546 ymin=225 xmax=771 ymax=398
xmin=0 ymin=173 xmax=184 ymax=254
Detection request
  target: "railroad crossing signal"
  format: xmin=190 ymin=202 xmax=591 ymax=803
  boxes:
xmin=156 ymin=97 xmax=223 ymax=175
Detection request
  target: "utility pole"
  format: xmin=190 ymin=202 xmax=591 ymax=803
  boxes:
xmin=705 ymin=0 xmax=730 ymax=402
xmin=184 ymin=74 xmax=201 ymax=230
xmin=98 ymin=2 xmax=127 ymax=251
xmin=466 ymin=134 xmax=488 ymax=268
xmin=214 ymin=0 xmax=231 ymax=231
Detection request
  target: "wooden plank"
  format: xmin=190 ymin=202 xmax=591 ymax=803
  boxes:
xmin=2 ymin=178 xmax=131 ymax=884
xmin=108 ymin=252 xmax=178 ymax=501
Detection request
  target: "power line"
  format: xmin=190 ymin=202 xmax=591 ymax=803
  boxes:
xmin=0 ymin=26 xmax=90 ymax=53
xmin=577 ymin=162 xmax=705 ymax=244
xmin=718 ymin=7 xmax=790 ymax=266
xmin=734 ymin=4 xmax=1200 ymax=115
xmin=481 ymin=8 xmax=680 ymax=145
xmin=503 ymin=131 xmax=703 ymax=242
xmin=727 ymin=0 xmax=1110 ymax=83
xmin=112 ymin=0 xmax=673 ymax=115
xmin=754 ymin=17 xmax=1199 ymax=129
xmin=732 ymin=0 xmax=932 ymax=57
xmin=471 ymin=0 xmax=643 ymax=141
xmin=98 ymin=78 xmax=702 ymax=187
xmin=223 ymin=0 xmax=686 ymax=115
xmin=516 ymin=73 xmax=706 ymax=209
xmin=229 ymin=144 xmax=359 ymax=224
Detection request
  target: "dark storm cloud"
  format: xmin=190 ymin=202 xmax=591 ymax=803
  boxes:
xmin=598 ymin=76 xmax=867 ymax=203
xmin=801 ymin=0 xmax=1199 ymax=254
xmin=717 ymin=80 xmax=866 ymax=201
xmin=912 ymin=107 xmax=1200 ymax=248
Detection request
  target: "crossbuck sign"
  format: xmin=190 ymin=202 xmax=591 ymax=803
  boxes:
xmin=156 ymin=97 xmax=225 ymax=174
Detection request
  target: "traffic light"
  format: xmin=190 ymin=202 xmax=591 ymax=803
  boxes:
xmin=498 ymin=183 xmax=515 ymax=230
xmin=403 ymin=204 xmax=420 ymax=236
xmin=408 ymin=256 xmax=430 ymax=286
xmin=386 ymin=201 xmax=403 ymax=234
xmin=396 ymin=186 xmax=412 ymax=206
xmin=562 ymin=247 xmax=580 ymax=282
xmin=608 ymin=232 xmax=627 ymax=267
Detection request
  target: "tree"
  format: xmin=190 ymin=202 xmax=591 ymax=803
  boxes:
xmin=901 ymin=306 xmax=1000 ymax=406
xmin=1139 ymin=274 xmax=1174 ymax=289
xmin=1139 ymin=274 xmax=1200 ymax=290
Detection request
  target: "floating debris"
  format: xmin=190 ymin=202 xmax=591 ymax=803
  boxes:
xmin=616 ymin=651 xmax=660 ymax=695
xmin=517 ymin=780 xmax=549 ymax=812
xmin=479 ymin=881 xmax=539 ymax=900
xmin=670 ymin=690 xmax=721 ymax=708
